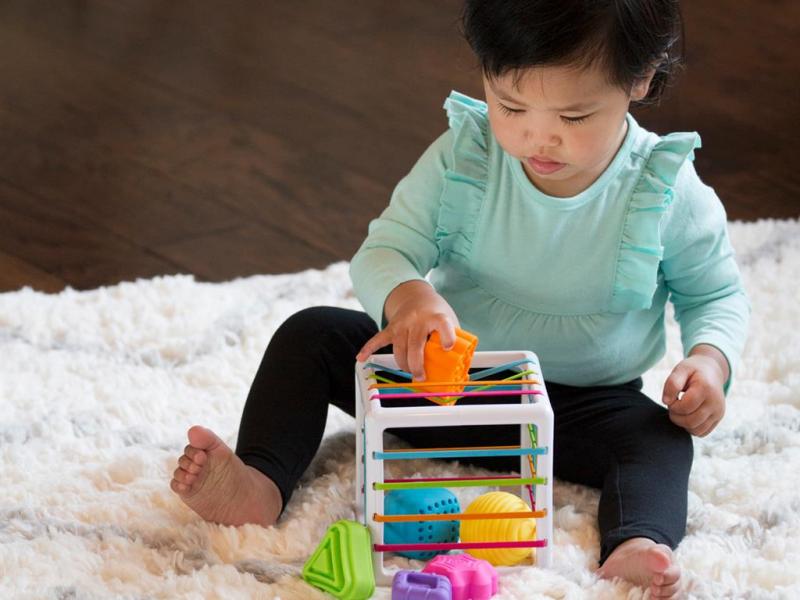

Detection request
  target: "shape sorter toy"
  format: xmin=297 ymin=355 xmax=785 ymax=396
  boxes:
xmin=302 ymin=519 xmax=375 ymax=599
xmin=355 ymin=350 xmax=554 ymax=586
xmin=392 ymin=570 xmax=452 ymax=600
xmin=423 ymin=554 xmax=497 ymax=600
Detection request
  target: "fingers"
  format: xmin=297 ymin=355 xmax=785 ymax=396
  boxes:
xmin=356 ymin=309 xmax=458 ymax=381
xmin=692 ymin=412 xmax=721 ymax=437
xmin=667 ymin=385 xmax=705 ymax=416
xmin=356 ymin=325 xmax=418 ymax=377
xmin=405 ymin=315 xmax=459 ymax=379
xmin=435 ymin=317 xmax=458 ymax=351
xmin=662 ymin=363 xmax=692 ymax=407
xmin=393 ymin=329 xmax=410 ymax=374
xmin=356 ymin=329 xmax=392 ymax=363
xmin=668 ymin=375 xmax=725 ymax=437
xmin=664 ymin=356 xmax=727 ymax=437
xmin=667 ymin=384 xmax=724 ymax=436
xmin=668 ymin=402 xmax=711 ymax=433
xmin=668 ymin=382 xmax=708 ymax=428
xmin=407 ymin=325 xmax=428 ymax=381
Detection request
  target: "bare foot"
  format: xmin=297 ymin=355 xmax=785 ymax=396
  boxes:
xmin=597 ymin=537 xmax=682 ymax=599
xmin=170 ymin=425 xmax=283 ymax=527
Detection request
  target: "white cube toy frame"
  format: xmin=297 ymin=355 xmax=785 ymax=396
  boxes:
xmin=355 ymin=350 xmax=554 ymax=585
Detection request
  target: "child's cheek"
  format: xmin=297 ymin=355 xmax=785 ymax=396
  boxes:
xmin=577 ymin=129 xmax=608 ymax=165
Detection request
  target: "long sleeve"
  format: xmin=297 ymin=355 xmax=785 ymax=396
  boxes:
xmin=661 ymin=162 xmax=750 ymax=391
xmin=349 ymin=130 xmax=452 ymax=326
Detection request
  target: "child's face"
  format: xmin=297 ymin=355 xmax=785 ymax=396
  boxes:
xmin=483 ymin=63 xmax=651 ymax=197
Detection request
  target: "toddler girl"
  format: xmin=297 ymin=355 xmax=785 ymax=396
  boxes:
xmin=170 ymin=1 xmax=749 ymax=597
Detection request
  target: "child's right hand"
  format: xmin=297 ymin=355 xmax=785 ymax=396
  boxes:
xmin=356 ymin=280 xmax=459 ymax=381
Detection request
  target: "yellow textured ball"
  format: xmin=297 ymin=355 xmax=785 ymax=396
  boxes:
xmin=460 ymin=491 xmax=537 ymax=566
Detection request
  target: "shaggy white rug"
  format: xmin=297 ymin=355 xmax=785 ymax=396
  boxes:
xmin=1 ymin=219 xmax=798 ymax=600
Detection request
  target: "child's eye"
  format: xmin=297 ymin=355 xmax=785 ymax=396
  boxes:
xmin=498 ymin=102 xmax=524 ymax=116
xmin=561 ymin=114 xmax=591 ymax=125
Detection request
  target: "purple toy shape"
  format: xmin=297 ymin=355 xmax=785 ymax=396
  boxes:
xmin=422 ymin=554 xmax=498 ymax=600
xmin=392 ymin=570 xmax=452 ymax=600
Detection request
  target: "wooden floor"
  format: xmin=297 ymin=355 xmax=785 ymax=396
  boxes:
xmin=0 ymin=0 xmax=798 ymax=293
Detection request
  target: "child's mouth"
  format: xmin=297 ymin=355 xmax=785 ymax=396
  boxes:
xmin=527 ymin=156 xmax=566 ymax=175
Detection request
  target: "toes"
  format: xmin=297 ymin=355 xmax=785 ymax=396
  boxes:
xmin=170 ymin=478 xmax=188 ymax=494
xmin=187 ymin=425 xmax=223 ymax=452
xmin=173 ymin=467 xmax=197 ymax=485
xmin=651 ymin=563 xmax=681 ymax=598
xmin=651 ymin=579 xmax=681 ymax=598
xmin=179 ymin=455 xmax=203 ymax=474
xmin=645 ymin=545 xmax=673 ymax=574
xmin=184 ymin=445 xmax=208 ymax=464
xmin=661 ymin=564 xmax=681 ymax=585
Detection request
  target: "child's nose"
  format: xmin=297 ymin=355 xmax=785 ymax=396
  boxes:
xmin=524 ymin=126 xmax=559 ymax=147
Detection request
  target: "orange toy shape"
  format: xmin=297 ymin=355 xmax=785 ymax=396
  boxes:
xmin=422 ymin=328 xmax=478 ymax=405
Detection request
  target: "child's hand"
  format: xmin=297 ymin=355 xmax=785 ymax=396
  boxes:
xmin=356 ymin=280 xmax=459 ymax=381
xmin=661 ymin=345 xmax=730 ymax=437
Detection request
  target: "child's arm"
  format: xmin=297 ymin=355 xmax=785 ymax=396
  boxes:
xmin=356 ymin=280 xmax=459 ymax=381
xmin=660 ymin=163 xmax=750 ymax=436
xmin=350 ymin=131 xmax=458 ymax=377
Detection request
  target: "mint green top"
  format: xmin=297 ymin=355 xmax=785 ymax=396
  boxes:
xmin=350 ymin=91 xmax=750 ymax=388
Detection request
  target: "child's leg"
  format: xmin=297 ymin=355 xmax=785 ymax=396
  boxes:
xmin=550 ymin=378 xmax=693 ymax=561
xmin=171 ymin=306 xmax=378 ymax=525
xmin=237 ymin=318 xmax=517 ymax=501
xmin=551 ymin=378 xmax=691 ymax=596
xmin=235 ymin=306 xmax=379 ymax=510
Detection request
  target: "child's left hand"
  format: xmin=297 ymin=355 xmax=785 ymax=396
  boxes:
xmin=661 ymin=344 xmax=730 ymax=437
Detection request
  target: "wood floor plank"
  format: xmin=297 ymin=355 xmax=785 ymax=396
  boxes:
xmin=0 ymin=0 xmax=796 ymax=293
xmin=0 ymin=24 xmax=247 ymax=248
xmin=8 ymin=0 xmax=796 ymax=222
xmin=631 ymin=0 xmax=800 ymax=220
xmin=0 ymin=250 xmax=67 ymax=293
xmin=0 ymin=180 xmax=182 ymax=290
xmin=166 ymin=122 xmax=391 ymax=260
xmin=0 ymin=16 xmax=383 ymax=258
xmin=156 ymin=222 xmax=339 ymax=280
xmin=0 ymin=120 xmax=244 ymax=248
xmin=0 ymin=1 xmax=464 ymax=185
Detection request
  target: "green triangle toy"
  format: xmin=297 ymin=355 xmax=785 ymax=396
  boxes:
xmin=302 ymin=520 xmax=375 ymax=600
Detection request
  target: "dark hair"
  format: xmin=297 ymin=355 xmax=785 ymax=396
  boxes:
xmin=461 ymin=0 xmax=684 ymax=105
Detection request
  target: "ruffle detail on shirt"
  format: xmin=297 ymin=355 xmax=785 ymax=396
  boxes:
xmin=610 ymin=131 xmax=702 ymax=312
xmin=435 ymin=91 xmax=490 ymax=262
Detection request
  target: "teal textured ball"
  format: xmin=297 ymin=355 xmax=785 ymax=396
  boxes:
xmin=384 ymin=488 xmax=461 ymax=560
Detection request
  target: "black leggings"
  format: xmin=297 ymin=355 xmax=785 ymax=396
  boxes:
xmin=235 ymin=307 xmax=693 ymax=564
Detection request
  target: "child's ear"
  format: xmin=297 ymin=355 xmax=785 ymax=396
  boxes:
xmin=630 ymin=67 xmax=657 ymax=102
